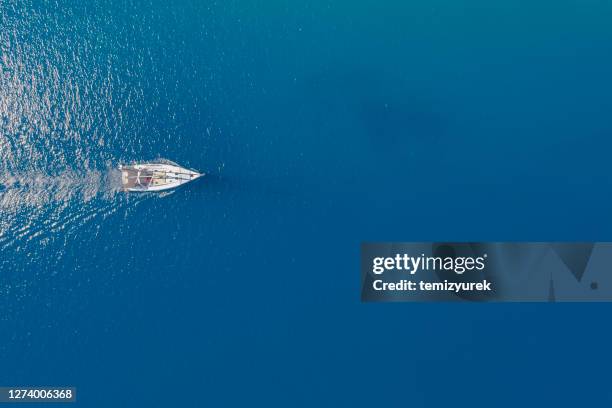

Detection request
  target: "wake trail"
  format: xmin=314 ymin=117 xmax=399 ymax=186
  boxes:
xmin=0 ymin=167 xmax=133 ymax=251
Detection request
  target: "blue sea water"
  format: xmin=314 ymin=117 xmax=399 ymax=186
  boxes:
xmin=1 ymin=0 xmax=612 ymax=406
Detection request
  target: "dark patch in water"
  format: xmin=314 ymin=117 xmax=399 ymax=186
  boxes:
xmin=297 ymin=69 xmax=448 ymax=152
xmin=358 ymin=99 xmax=446 ymax=149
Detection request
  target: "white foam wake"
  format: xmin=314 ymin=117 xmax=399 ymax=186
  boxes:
xmin=0 ymin=168 xmax=126 ymax=251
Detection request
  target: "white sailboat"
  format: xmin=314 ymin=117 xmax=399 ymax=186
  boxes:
xmin=119 ymin=161 xmax=203 ymax=192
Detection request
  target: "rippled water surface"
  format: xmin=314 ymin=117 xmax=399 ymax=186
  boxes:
xmin=2 ymin=0 xmax=612 ymax=406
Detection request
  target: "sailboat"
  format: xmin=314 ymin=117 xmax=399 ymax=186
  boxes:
xmin=119 ymin=161 xmax=203 ymax=192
